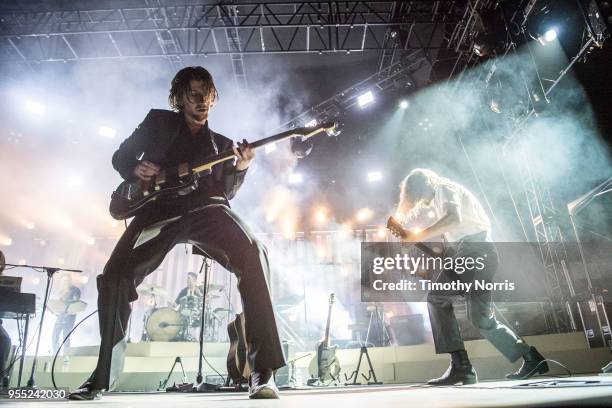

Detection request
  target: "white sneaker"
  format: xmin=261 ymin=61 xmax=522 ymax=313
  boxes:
xmin=248 ymin=370 xmax=279 ymax=399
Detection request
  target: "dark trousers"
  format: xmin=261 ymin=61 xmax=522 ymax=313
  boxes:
xmin=427 ymin=240 xmax=530 ymax=363
xmin=87 ymin=204 xmax=286 ymax=390
xmin=428 ymin=291 xmax=529 ymax=362
xmin=52 ymin=314 xmax=77 ymax=351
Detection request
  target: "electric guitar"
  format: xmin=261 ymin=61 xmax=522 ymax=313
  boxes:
xmin=308 ymin=293 xmax=341 ymax=384
xmin=387 ymin=216 xmax=496 ymax=283
xmin=109 ymin=122 xmax=336 ymax=220
xmin=386 ymin=216 xmax=450 ymax=259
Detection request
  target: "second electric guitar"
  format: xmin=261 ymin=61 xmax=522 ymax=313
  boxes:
xmin=308 ymin=293 xmax=341 ymax=384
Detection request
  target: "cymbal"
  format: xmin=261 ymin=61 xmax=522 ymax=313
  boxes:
xmin=49 ymin=299 xmax=88 ymax=315
xmin=137 ymin=284 xmax=167 ymax=297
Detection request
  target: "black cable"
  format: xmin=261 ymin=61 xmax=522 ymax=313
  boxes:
xmin=519 ymin=358 xmax=572 ymax=379
xmin=50 ymin=310 xmax=97 ymax=390
xmin=200 ymin=351 xmax=226 ymax=383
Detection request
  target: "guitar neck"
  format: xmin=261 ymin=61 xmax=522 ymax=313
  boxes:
xmin=191 ymin=129 xmax=308 ymax=174
xmin=323 ymin=302 xmax=333 ymax=347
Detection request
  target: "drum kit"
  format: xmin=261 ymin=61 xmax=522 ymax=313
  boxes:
xmin=137 ymin=283 xmax=230 ymax=342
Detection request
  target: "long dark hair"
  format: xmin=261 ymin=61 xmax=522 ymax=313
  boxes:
xmin=169 ymin=66 xmax=218 ymax=111
xmin=397 ymin=168 xmax=440 ymax=220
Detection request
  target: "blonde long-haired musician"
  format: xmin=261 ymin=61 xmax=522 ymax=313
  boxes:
xmin=396 ymin=168 xmax=548 ymax=385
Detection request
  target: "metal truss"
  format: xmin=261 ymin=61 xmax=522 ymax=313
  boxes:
xmin=496 ymin=7 xmax=606 ymax=333
xmin=0 ymin=1 xmax=471 ymax=63
xmin=277 ymin=49 xmax=430 ymax=130
xmin=515 ymin=140 xmax=575 ymax=333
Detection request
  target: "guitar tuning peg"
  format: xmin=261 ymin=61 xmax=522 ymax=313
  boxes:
xmin=325 ymin=122 xmax=343 ymax=137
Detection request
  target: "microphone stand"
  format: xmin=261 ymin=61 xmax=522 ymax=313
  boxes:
xmin=194 ymin=256 xmax=218 ymax=392
xmin=3 ymin=262 xmax=82 ymax=389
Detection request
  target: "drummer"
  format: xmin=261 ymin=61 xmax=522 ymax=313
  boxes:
xmin=174 ymin=272 xmax=202 ymax=306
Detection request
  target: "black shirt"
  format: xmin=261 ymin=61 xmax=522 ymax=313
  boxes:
xmin=149 ymin=119 xmax=230 ymax=217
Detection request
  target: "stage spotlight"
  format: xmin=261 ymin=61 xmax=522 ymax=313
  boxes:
xmin=304 ymin=118 xmax=318 ymax=128
xmin=356 ymin=207 xmax=373 ymax=222
xmin=265 ymin=143 xmax=277 ymax=154
xmin=288 ymin=173 xmax=303 ymax=184
xmin=427 ymin=210 xmax=436 ymax=219
xmin=536 ymin=28 xmax=558 ymax=45
xmin=399 ymin=100 xmax=409 ymax=109
xmin=543 ymin=29 xmax=557 ymax=42
xmin=25 ymin=221 xmax=35 ymax=230
xmin=25 ymin=100 xmax=46 ymax=115
xmin=367 ymin=171 xmax=382 ymax=182
xmin=357 ymin=90 xmax=374 ymax=108
xmin=490 ymin=99 xmax=502 ymax=114
xmin=98 ymin=126 xmax=117 ymax=139
xmin=315 ymin=208 xmax=328 ymax=224
xmin=0 ymin=237 xmax=12 ymax=246
xmin=81 ymin=276 xmax=89 ymax=284
xmin=411 ymin=227 xmax=423 ymax=235
xmin=377 ymin=227 xmax=386 ymax=238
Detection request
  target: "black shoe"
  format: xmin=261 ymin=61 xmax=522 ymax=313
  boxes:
xmin=506 ymin=346 xmax=549 ymax=380
xmin=67 ymin=383 xmax=102 ymax=401
xmin=427 ymin=362 xmax=478 ymax=386
xmin=248 ymin=369 xmax=279 ymax=399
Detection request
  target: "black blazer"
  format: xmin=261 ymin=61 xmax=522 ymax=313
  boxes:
xmin=112 ymin=109 xmax=247 ymax=201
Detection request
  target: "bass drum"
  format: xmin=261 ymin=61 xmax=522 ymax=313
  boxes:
xmin=146 ymin=307 xmax=183 ymax=341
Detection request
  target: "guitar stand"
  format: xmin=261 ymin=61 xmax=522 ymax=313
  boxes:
xmin=344 ymin=346 xmax=382 ymax=386
xmin=159 ymin=357 xmax=191 ymax=391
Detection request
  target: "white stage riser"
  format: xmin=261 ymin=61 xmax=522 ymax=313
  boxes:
xmin=9 ymin=332 xmax=611 ymax=392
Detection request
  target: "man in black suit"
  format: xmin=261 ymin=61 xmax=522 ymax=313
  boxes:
xmin=69 ymin=66 xmax=285 ymax=400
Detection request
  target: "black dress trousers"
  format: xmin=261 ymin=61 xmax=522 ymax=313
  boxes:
xmin=88 ymin=204 xmax=286 ymax=390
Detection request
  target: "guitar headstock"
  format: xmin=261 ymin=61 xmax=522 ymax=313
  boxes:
xmin=292 ymin=122 xmax=337 ymax=139
xmin=386 ymin=216 xmax=408 ymax=240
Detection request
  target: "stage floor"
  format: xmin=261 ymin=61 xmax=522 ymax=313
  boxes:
xmin=3 ymin=375 xmax=612 ymax=407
